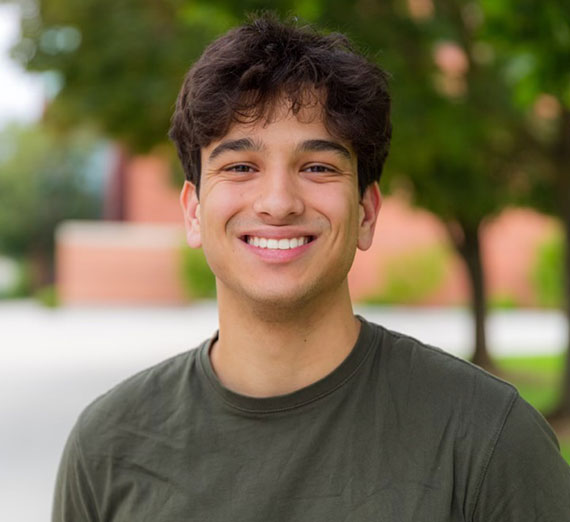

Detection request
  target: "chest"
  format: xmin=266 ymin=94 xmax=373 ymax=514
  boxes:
xmin=95 ymin=405 xmax=470 ymax=522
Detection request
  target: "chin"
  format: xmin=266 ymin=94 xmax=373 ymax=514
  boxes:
xmin=249 ymin=286 xmax=315 ymax=308
xmin=241 ymin=278 xmax=342 ymax=317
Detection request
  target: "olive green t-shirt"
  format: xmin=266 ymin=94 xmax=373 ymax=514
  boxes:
xmin=53 ymin=318 xmax=570 ymax=521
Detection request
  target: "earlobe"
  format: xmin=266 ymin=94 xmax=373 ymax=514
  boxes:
xmin=180 ymin=181 xmax=202 ymax=248
xmin=357 ymin=183 xmax=382 ymax=251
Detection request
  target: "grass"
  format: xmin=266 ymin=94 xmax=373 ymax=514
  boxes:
xmin=495 ymin=353 xmax=570 ymax=464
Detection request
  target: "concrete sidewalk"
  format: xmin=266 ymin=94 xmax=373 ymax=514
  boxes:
xmin=1 ymin=300 xmax=567 ymax=522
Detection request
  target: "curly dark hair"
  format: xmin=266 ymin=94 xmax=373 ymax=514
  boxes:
xmin=169 ymin=14 xmax=392 ymax=197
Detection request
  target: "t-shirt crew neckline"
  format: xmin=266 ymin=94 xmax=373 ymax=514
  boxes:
xmin=198 ymin=315 xmax=379 ymax=414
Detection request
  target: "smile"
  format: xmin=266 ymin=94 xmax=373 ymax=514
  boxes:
xmin=243 ymin=236 xmax=313 ymax=250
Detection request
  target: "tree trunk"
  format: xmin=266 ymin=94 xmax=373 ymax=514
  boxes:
xmin=552 ymin=214 xmax=570 ymax=419
xmin=103 ymin=144 xmax=129 ymax=221
xmin=550 ymin=110 xmax=570 ymax=421
xmin=447 ymin=221 xmax=496 ymax=371
xmin=28 ymin=247 xmax=54 ymax=290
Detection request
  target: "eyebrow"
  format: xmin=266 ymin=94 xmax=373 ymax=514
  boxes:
xmin=207 ymin=137 xmax=353 ymax=163
xmin=296 ymin=139 xmax=352 ymax=161
xmin=208 ymin=138 xmax=263 ymax=162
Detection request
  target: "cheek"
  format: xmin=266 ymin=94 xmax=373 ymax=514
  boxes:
xmin=201 ymin=186 xmax=246 ymax=228
xmin=199 ymin=187 xmax=251 ymax=265
xmin=310 ymin=186 xmax=360 ymax=228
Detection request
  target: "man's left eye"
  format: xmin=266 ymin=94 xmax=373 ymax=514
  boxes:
xmin=304 ymin=165 xmax=335 ymax=173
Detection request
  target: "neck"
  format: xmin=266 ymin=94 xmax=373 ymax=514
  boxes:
xmin=211 ymin=281 xmax=360 ymax=398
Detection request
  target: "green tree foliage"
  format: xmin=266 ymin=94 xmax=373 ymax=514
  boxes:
xmin=0 ymin=124 xmax=102 ymax=288
xmin=478 ymin=0 xmax=570 ymax=418
xmin=10 ymin=0 xmax=239 ymax=151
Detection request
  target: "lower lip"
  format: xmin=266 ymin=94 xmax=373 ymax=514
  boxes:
xmin=240 ymin=239 xmax=314 ymax=263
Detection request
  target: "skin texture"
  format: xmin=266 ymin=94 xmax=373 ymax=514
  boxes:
xmin=181 ymin=101 xmax=382 ymax=397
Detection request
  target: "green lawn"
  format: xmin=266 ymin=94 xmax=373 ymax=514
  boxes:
xmin=495 ymin=354 xmax=570 ymax=464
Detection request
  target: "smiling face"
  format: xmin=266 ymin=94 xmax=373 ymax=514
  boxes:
xmin=181 ymin=101 xmax=381 ymax=314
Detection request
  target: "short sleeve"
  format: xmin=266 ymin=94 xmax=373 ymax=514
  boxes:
xmin=52 ymin=424 xmax=99 ymax=522
xmin=472 ymin=395 xmax=570 ymax=521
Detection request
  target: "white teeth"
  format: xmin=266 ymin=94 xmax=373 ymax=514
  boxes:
xmin=246 ymin=236 xmax=310 ymax=250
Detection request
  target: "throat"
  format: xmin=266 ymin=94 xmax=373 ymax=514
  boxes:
xmin=211 ymin=307 xmax=361 ymax=398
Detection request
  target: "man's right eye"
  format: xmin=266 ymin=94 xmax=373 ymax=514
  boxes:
xmin=225 ymin=164 xmax=255 ymax=173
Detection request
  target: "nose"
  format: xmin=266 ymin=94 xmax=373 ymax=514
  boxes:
xmin=252 ymin=170 xmax=304 ymax=221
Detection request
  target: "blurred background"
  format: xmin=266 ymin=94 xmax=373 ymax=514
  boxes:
xmin=0 ymin=0 xmax=569 ymax=519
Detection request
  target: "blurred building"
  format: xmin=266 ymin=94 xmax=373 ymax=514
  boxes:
xmin=56 ymin=153 xmax=186 ymax=305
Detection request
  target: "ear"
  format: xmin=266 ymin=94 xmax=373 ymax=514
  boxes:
xmin=180 ymin=181 xmax=202 ymax=248
xmin=357 ymin=183 xmax=382 ymax=251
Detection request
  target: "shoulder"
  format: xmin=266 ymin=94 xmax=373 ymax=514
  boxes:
xmin=365 ymin=321 xmax=570 ymax=517
xmin=472 ymin=392 xmax=570 ymax=519
xmin=371 ymin=321 xmax=519 ymax=406
xmin=53 ymin=343 xmax=210 ymax=521
xmin=364 ymin=320 xmax=520 ymax=443
xmin=73 ymin=343 xmax=205 ymax=455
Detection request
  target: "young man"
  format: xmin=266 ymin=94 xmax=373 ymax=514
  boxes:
xmin=53 ymin=15 xmax=570 ymax=522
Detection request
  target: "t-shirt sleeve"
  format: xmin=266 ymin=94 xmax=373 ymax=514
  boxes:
xmin=472 ymin=395 xmax=570 ymax=522
xmin=52 ymin=424 xmax=99 ymax=522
